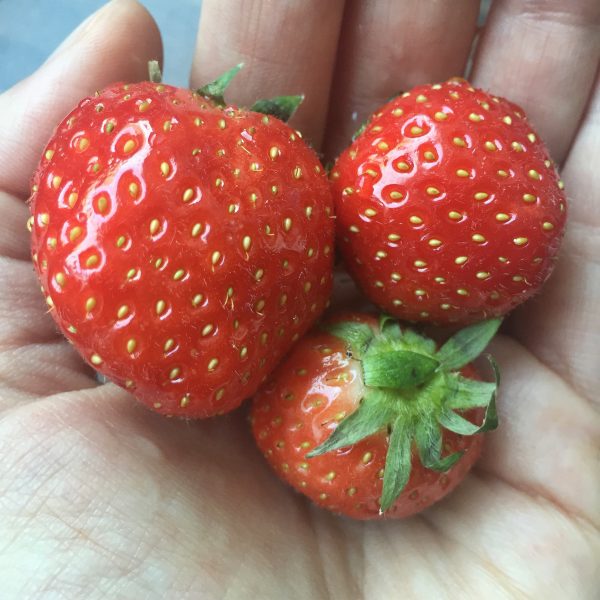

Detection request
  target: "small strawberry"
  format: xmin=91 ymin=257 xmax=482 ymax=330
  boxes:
xmin=331 ymin=79 xmax=567 ymax=325
xmin=251 ymin=313 xmax=499 ymax=519
xmin=29 ymin=63 xmax=334 ymax=418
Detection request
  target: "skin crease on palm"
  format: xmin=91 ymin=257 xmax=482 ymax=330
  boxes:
xmin=0 ymin=0 xmax=598 ymax=597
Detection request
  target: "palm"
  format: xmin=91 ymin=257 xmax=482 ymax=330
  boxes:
xmin=0 ymin=1 xmax=598 ymax=598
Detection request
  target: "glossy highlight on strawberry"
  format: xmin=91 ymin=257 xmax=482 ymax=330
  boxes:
xmin=331 ymin=79 xmax=567 ymax=324
xmin=29 ymin=74 xmax=334 ymax=418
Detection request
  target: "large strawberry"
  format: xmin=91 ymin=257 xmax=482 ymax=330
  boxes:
xmin=29 ymin=63 xmax=334 ymax=418
xmin=331 ymin=78 xmax=566 ymax=325
xmin=251 ymin=313 xmax=499 ymax=519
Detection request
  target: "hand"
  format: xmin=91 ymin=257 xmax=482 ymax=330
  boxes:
xmin=0 ymin=0 xmax=598 ymax=597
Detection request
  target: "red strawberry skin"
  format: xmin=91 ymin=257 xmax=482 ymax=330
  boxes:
xmin=30 ymin=81 xmax=334 ymax=418
xmin=251 ymin=314 xmax=484 ymax=520
xmin=331 ymin=79 xmax=567 ymax=324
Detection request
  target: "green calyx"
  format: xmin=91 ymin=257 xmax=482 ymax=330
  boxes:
xmin=196 ymin=64 xmax=303 ymax=122
xmin=308 ymin=316 xmax=501 ymax=513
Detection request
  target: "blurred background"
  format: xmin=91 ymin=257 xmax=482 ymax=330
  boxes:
xmin=0 ymin=0 xmax=203 ymax=91
xmin=0 ymin=0 xmax=492 ymax=93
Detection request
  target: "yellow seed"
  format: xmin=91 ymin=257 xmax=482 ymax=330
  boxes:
xmin=85 ymin=254 xmax=99 ymax=268
xmin=116 ymin=235 xmax=126 ymax=248
xmin=523 ymin=193 xmax=536 ymax=203
xmin=123 ymin=139 xmax=136 ymax=153
xmin=448 ymin=211 xmax=462 ymax=220
xmin=164 ymin=338 xmax=175 ymax=352
xmin=97 ymin=196 xmax=108 ymax=214
xmin=415 ymin=289 xmax=426 ymax=296
xmin=469 ymin=113 xmax=482 ymax=122
xmin=392 ymin=107 xmax=404 ymax=117
xmin=376 ymin=250 xmax=387 ymax=259
xmin=414 ymin=259 xmax=427 ymax=268
xmin=498 ymin=256 xmax=508 ymax=263
xmin=362 ymin=452 xmax=373 ymax=464
xmin=392 ymin=299 xmax=403 ymax=306
xmin=126 ymin=338 xmax=137 ymax=353
xmin=456 ymin=169 xmax=470 ymax=178
xmin=192 ymin=293 xmax=204 ymax=307
xmin=512 ymin=275 xmax=524 ymax=282
xmin=434 ymin=111 xmax=447 ymax=121
xmin=90 ymin=353 xmax=103 ymax=365
xmin=472 ymin=234 xmax=486 ymax=243
xmin=256 ymin=299 xmax=266 ymax=312
xmin=410 ymin=126 xmax=423 ymax=135
xmin=254 ymin=268 xmax=264 ymax=281
xmin=476 ymin=271 xmax=490 ymax=279
xmin=484 ymin=141 xmax=497 ymax=151
xmin=105 ymin=121 xmax=115 ymax=133
xmin=47 ymin=237 xmax=57 ymax=249
xmin=283 ymin=218 xmax=292 ymax=232
xmin=208 ymin=358 xmax=219 ymax=371
xmin=215 ymin=387 xmax=225 ymax=401
xmin=117 ymin=305 xmax=129 ymax=319
xmin=156 ymin=300 xmax=166 ymax=315
xmin=497 ymin=169 xmax=509 ymax=178
xmin=293 ymin=166 xmax=302 ymax=179
xmin=191 ymin=223 xmax=202 ymax=237
xmin=364 ymin=208 xmax=377 ymax=218
xmin=169 ymin=367 xmax=181 ymax=380
xmin=45 ymin=149 xmax=54 ymax=160
xmin=496 ymin=213 xmax=510 ymax=222
xmin=138 ymin=100 xmax=150 ymax=112
xmin=242 ymin=235 xmax=252 ymax=251
xmin=160 ymin=162 xmax=170 ymax=177
xmin=240 ymin=346 xmax=248 ymax=359
xmin=305 ymin=206 xmax=313 ymax=218
xmin=128 ymin=182 xmax=139 ymax=197
xmin=85 ymin=297 xmax=96 ymax=312
xmin=423 ymin=151 xmax=436 ymax=161
xmin=149 ymin=219 xmax=160 ymax=235
xmin=163 ymin=120 xmax=172 ymax=131
xmin=68 ymin=192 xmax=78 ymax=207
xmin=416 ymin=94 xmax=427 ymax=103
xmin=78 ymin=138 xmax=90 ymax=151
xmin=279 ymin=294 xmax=288 ymax=306
xmin=396 ymin=161 xmax=410 ymax=171
xmin=388 ymin=233 xmax=401 ymax=241
xmin=511 ymin=141 xmax=524 ymax=152
xmin=325 ymin=471 xmax=336 ymax=481
xmin=391 ymin=273 xmax=402 ymax=281
xmin=55 ymin=272 xmax=66 ymax=287
xmin=410 ymin=215 xmax=423 ymax=225
xmin=435 ymin=277 xmax=446 ymax=283
xmin=453 ymin=137 xmax=466 ymax=147
xmin=513 ymin=237 xmax=528 ymax=246
xmin=542 ymin=222 xmax=554 ymax=231
xmin=528 ymin=169 xmax=541 ymax=180
xmin=474 ymin=192 xmax=489 ymax=201
xmin=455 ymin=256 xmax=468 ymax=265
xmin=503 ymin=116 xmax=512 ymax=125
xmin=527 ymin=133 xmax=537 ymax=143
xmin=182 ymin=188 xmax=194 ymax=202
xmin=173 ymin=269 xmax=185 ymax=281
xmin=428 ymin=238 xmax=442 ymax=247
xmin=269 ymin=146 xmax=280 ymax=160
xmin=377 ymin=141 xmax=389 ymax=151
xmin=52 ymin=175 xmax=62 ymax=189
xmin=201 ymin=324 xmax=214 ymax=337
xmin=218 ymin=118 xmax=226 ymax=129
xmin=211 ymin=251 xmax=221 ymax=265
xmin=427 ymin=186 xmax=440 ymax=196
xmin=304 ymin=282 xmax=312 ymax=293
xmin=457 ymin=289 xmax=469 ymax=296
xmin=69 ymin=226 xmax=82 ymax=242
xmin=544 ymin=159 xmax=552 ymax=168
xmin=180 ymin=394 xmax=190 ymax=408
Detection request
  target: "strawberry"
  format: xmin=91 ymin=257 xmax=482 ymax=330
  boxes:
xmin=251 ymin=313 xmax=499 ymax=519
xmin=331 ymin=79 xmax=567 ymax=325
xmin=29 ymin=63 xmax=334 ymax=418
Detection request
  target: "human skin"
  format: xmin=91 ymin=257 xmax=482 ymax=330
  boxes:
xmin=0 ymin=0 xmax=598 ymax=598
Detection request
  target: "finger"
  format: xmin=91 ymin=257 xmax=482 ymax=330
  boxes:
xmin=475 ymin=336 xmax=600 ymax=526
xmin=190 ymin=0 xmax=346 ymax=149
xmin=471 ymin=0 xmax=600 ymax=164
xmin=0 ymin=0 xmax=163 ymax=198
xmin=507 ymin=75 xmax=600 ymax=403
xmin=323 ymin=0 xmax=481 ymax=160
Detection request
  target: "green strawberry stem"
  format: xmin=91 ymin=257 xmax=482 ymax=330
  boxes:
xmin=307 ymin=317 xmax=501 ymax=513
xmin=148 ymin=60 xmax=162 ymax=84
xmin=250 ymin=95 xmax=304 ymax=123
xmin=197 ymin=63 xmax=244 ymax=106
